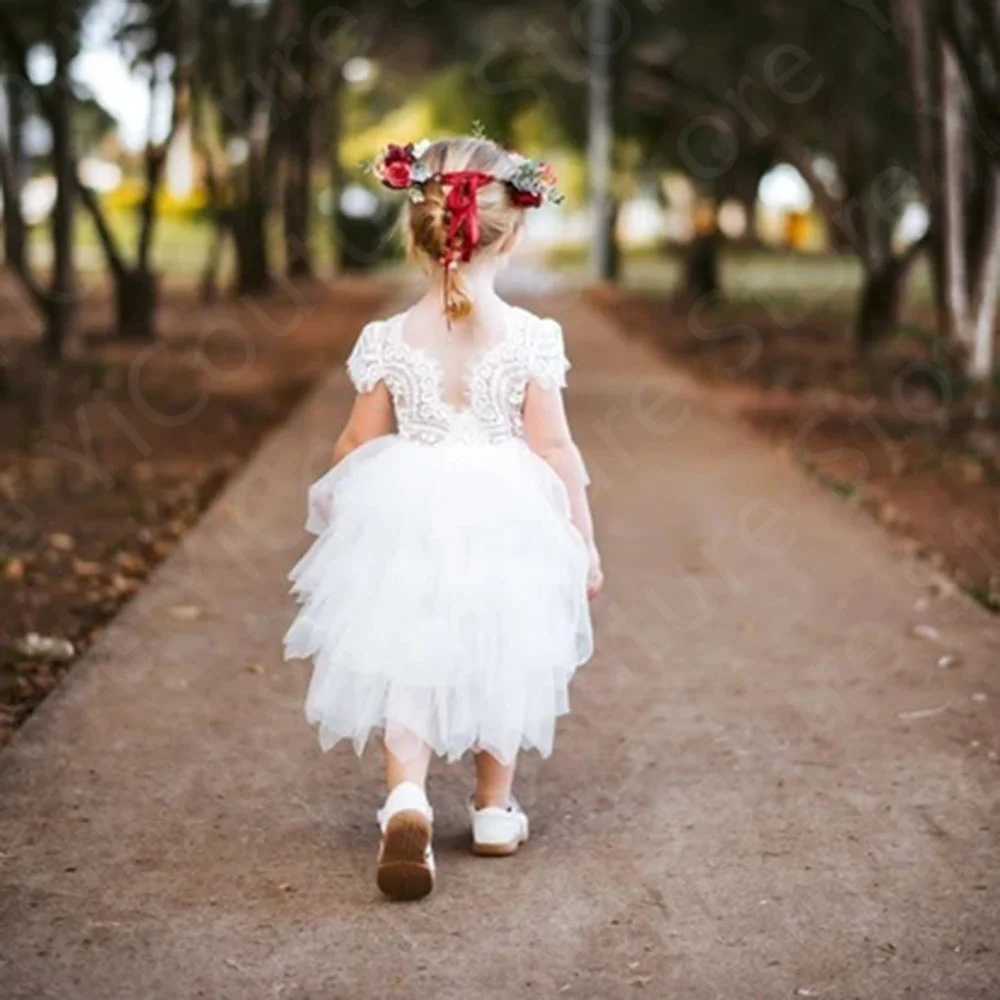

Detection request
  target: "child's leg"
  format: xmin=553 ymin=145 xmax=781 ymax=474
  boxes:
xmin=384 ymin=731 xmax=432 ymax=791
xmin=473 ymin=750 xmax=516 ymax=809
xmin=378 ymin=732 xmax=435 ymax=902
xmin=470 ymin=751 xmax=528 ymax=855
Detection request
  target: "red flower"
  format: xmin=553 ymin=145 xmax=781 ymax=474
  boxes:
xmin=509 ymin=187 xmax=542 ymax=209
xmin=383 ymin=161 xmax=413 ymax=188
xmin=384 ymin=143 xmax=414 ymax=167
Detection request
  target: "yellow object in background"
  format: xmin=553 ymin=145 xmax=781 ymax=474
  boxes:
xmin=784 ymin=210 xmax=820 ymax=250
xmin=692 ymin=201 xmax=718 ymax=236
xmin=103 ymin=181 xmax=208 ymax=217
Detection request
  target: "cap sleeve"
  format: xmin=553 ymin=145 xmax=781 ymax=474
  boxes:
xmin=346 ymin=320 xmax=387 ymax=393
xmin=528 ymin=318 xmax=570 ymax=390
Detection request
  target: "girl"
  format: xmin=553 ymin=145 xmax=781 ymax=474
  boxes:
xmin=284 ymin=136 xmax=602 ymax=901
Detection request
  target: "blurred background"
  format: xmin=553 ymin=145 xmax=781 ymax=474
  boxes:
xmin=3 ymin=0 xmax=997 ymax=353
xmin=1 ymin=0 xmax=999 ymax=736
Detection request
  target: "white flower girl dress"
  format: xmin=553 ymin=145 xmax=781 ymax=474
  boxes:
xmin=283 ymin=304 xmax=593 ymax=764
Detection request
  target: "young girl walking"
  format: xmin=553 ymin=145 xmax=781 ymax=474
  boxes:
xmin=284 ymin=136 xmax=602 ymax=901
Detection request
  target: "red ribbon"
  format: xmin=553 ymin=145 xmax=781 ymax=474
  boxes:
xmin=440 ymin=171 xmax=495 ymax=263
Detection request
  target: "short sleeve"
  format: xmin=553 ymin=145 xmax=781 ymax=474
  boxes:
xmin=345 ymin=321 xmax=386 ymax=393
xmin=528 ymin=318 xmax=570 ymax=390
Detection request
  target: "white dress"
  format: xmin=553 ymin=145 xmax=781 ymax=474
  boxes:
xmin=283 ymin=304 xmax=593 ymax=764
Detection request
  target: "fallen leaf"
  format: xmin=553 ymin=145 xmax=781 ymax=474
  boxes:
xmin=897 ymin=703 xmax=950 ymax=721
xmin=4 ymin=558 xmax=24 ymax=582
xmin=49 ymin=532 xmax=75 ymax=551
xmin=876 ymin=502 xmax=899 ymax=526
xmin=114 ymin=551 xmax=146 ymax=573
xmin=73 ymin=560 xmax=102 ymax=578
xmin=971 ymin=692 xmax=987 ymax=704
xmin=929 ymin=577 xmax=959 ymax=599
xmin=14 ymin=633 xmax=75 ymax=662
xmin=247 ymin=663 xmax=265 ymax=675
xmin=168 ymin=605 xmax=203 ymax=621
xmin=110 ymin=574 xmax=136 ymax=595
xmin=910 ymin=624 xmax=941 ymax=642
xmin=936 ymin=653 xmax=962 ymax=670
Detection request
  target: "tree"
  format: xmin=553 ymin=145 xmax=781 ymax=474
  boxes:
xmin=1 ymin=72 xmax=29 ymax=272
xmin=280 ymin=0 xmax=315 ymax=278
xmin=630 ymin=0 xmax=922 ymax=344
xmin=0 ymin=0 xmax=193 ymax=342
xmin=0 ymin=0 xmax=85 ymax=360
xmin=889 ymin=0 xmax=1000 ymax=382
xmin=106 ymin=0 xmax=194 ymax=337
xmin=937 ymin=0 xmax=1000 ymax=382
xmin=588 ymin=0 xmax=615 ymax=282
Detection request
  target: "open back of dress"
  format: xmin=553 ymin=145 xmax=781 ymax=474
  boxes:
xmin=344 ymin=304 xmax=570 ymax=446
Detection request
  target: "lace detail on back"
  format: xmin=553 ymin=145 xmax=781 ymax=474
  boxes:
xmin=346 ymin=306 xmax=569 ymax=445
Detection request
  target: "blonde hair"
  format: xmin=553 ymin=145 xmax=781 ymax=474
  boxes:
xmin=403 ymin=138 xmax=525 ymax=322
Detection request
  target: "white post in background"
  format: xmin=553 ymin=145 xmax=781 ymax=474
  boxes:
xmin=588 ymin=0 xmax=615 ymax=282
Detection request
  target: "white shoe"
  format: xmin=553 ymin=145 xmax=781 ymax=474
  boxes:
xmin=469 ymin=798 xmax=530 ymax=856
xmin=376 ymin=782 xmax=435 ymax=901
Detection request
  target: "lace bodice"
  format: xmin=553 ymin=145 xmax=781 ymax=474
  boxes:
xmin=346 ymin=306 xmax=570 ymax=445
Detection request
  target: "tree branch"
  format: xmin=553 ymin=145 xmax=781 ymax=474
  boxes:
xmin=634 ymin=56 xmax=733 ymax=118
xmin=940 ymin=1 xmax=1000 ymax=139
xmin=968 ymin=0 xmax=1000 ymax=85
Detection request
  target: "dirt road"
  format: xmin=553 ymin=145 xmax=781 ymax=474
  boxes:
xmin=1 ymin=291 xmax=997 ymax=998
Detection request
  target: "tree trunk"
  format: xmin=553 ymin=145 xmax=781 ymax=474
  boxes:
xmin=110 ymin=145 xmax=169 ymax=340
xmin=282 ymin=4 xmax=314 ymax=279
xmin=283 ymin=121 xmax=313 ymax=278
xmin=598 ymin=198 xmax=621 ymax=283
xmin=937 ymin=39 xmax=1000 ymax=383
xmin=116 ymin=268 xmax=159 ymax=339
xmin=681 ymin=232 xmax=721 ymax=302
xmin=200 ymin=209 xmax=229 ymax=304
xmin=855 ymin=256 xmax=908 ymax=350
xmin=2 ymin=76 xmax=27 ymax=273
xmin=588 ymin=0 xmax=617 ymax=282
xmin=327 ymin=77 xmax=345 ymax=277
xmin=137 ymin=151 xmax=165 ymax=272
xmin=891 ymin=0 xmax=938 ymax=196
xmin=940 ymin=40 xmax=970 ymax=346
xmin=233 ymin=197 xmax=271 ymax=295
xmin=46 ymin=6 xmax=75 ymax=362
xmin=968 ymin=166 xmax=1000 ymax=382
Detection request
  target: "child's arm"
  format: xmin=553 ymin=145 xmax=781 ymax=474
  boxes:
xmin=333 ymin=382 xmax=395 ymax=464
xmin=523 ymin=381 xmax=603 ymax=599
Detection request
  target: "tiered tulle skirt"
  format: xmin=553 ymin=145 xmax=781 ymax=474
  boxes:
xmin=283 ymin=435 xmax=593 ymax=763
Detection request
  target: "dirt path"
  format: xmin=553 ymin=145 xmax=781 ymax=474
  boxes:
xmin=1 ymin=291 xmax=998 ymax=999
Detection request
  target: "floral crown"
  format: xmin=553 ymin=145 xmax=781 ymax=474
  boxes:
xmin=370 ymin=138 xmax=564 ymax=210
xmin=369 ymin=138 xmax=562 ymax=321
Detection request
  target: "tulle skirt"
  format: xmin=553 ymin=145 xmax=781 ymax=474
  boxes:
xmin=283 ymin=435 xmax=593 ymax=764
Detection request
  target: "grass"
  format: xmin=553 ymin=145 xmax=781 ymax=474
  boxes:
xmin=548 ymin=243 xmax=939 ymax=316
xmin=26 ymin=210 xmax=347 ymax=279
